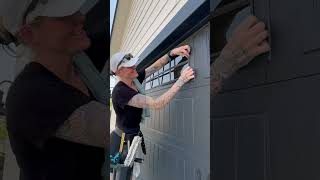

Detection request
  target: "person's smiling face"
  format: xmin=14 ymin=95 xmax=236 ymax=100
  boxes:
xmin=22 ymin=12 xmax=91 ymax=55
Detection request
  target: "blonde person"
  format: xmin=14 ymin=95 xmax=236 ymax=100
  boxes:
xmin=1 ymin=0 xmax=108 ymax=179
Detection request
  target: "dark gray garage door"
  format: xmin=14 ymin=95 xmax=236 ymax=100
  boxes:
xmin=139 ymin=25 xmax=210 ymax=180
xmin=211 ymin=0 xmax=320 ymax=180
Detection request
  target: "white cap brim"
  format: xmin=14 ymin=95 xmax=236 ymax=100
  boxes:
xmin=27 ymin=0 xmax=98 ymax=23
xmin=119 ymin=57 xmax=139 ymax=68
xmin=0 ymin=0 xmax=98 ymax=35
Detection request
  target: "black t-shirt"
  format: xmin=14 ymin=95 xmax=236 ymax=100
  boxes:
xmin=112 ymin=70 xmax=145 ymax=131
xmin=5 ymin=62 xmax=104 ymax=180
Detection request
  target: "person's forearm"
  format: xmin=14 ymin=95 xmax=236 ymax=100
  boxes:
xmin=55 ymin=101 xmax=109 ymax=148
xmin=211 ymin=61 xmax=225 ymax=96
xmin=145 ymin=54 xmax=170 ymax=77
xmin=128 ymin=78 xmax=184 ymax=109
xmin=149 ymin=78 xmax=183 ymax=109
xmin=210 ymin=48 xmax=246 ymax=96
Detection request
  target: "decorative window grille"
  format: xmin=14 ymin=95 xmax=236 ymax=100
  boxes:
xmin=145 ymin=56 xmax=189 ymax=90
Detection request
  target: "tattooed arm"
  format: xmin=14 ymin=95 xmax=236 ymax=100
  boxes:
xmin=128 ymin=80 xmax=182 ymax=109
xmin=211 ymin=48 xmax=246 ymax=96
xmin=145 ymin=45 xmax=191 ymax=78
xmin=129 ymin=67 xmax=194 ymax=109
xmin=211 ymin=63 xmax=225 ymax=96
xmin=145 ymin=54 xmax=170 ymax=78
xmin=211 ymin=15 xmax=270 ymax=96
xmin=55 ymin=101 xmax=109 ymax=148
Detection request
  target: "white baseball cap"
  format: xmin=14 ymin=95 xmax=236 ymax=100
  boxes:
xmin=110 ymin=52 xmax=139 ymax=74
xmin=0 ymin=0 xmax=98 ymax=36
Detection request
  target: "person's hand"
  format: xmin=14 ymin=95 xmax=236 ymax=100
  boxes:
xmin=176 ymin=66 xmax=195 ymax=87
xmin=214 ymin=15 xmax=271 ymax=78
xmin=170 ymin=45 xmax=191 ymax=58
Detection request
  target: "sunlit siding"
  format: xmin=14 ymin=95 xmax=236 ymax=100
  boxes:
xmin=119 ymin=0 xmax=188 ymax=56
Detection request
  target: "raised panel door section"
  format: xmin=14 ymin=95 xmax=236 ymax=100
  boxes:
xmin=267 ymin=0 xmax=320 ymax=82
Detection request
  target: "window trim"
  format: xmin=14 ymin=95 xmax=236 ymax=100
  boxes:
xmin=145 ymin=56 xmax=189 ymax=90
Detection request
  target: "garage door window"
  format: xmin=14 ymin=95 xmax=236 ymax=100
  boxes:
xmin=145 ymin=56 xmax=189 ymax=90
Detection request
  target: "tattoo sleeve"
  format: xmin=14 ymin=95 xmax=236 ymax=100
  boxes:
xmin=210 ymin=53 xmax=237 ymax=96
xmin=55 ymin=101 xmax=109 ymax=148
xmin=211 ymin=61 xmax=225 ymax=96
xmin=145 ymin=54 xmax=170 ymax=78
xmin=128 ymin=78 xmax=184 ymax=109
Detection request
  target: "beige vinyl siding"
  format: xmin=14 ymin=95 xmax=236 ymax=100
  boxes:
xmin=110 ymin=0 xmax=133 ymax=56
xmin=117 ymin=0 xmax=188 ymax=56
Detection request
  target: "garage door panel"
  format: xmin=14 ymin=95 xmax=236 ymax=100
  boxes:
xmin=211 ymin=85 xmax=269 ymax=117
xmin=140 ymin=25 xmax=210 ymax=179
xmin=238 ymin=117 xmax=267 ymax=180
xmin=267 ymin=76 xmax=320 ymax=180
xmin=267 ymin=0 xmax=320 ymax=82
xmin=303 ymin=0 xmax=320 ymax=53
xmin=212 ymin=115 xmax=268 ymax=180
xmin=213 ymin=119 xmax=235 ymax=180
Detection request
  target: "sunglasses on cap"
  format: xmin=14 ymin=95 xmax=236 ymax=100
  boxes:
xmin=0 ymin=0 xmax=39 ymax=46
xmin=2 ymin=0 xmax=39 ymax=45
xmin=116 ymin=53 xmax=134 ymax=70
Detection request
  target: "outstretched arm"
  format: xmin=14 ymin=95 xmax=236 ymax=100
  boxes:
xmin=129 ymin=67 xmax=194 ymax=109
xmin=55 ymin=101 xmax=109 ymax=148
xmin=145 ymin=45 xmax=191 ymax=78
xmin=211 ymin=15 xmax=270 ymax=95
xmin=145 ymin=54 xmax=170 ymax=78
